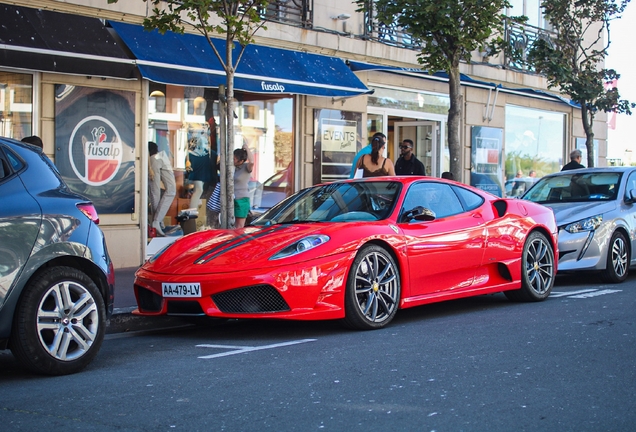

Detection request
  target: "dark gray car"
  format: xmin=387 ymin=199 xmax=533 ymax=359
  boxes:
xmin=0 ymin=137 xmax=114 ymax=375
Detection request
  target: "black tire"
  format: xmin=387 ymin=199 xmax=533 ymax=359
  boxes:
xmin=10 ymin=266 xmax=106 ymax=375
xmin=505 ymin=231 xmax=555 ymax=302
xmin=600 ymin=231 xmax=630 ymax=283
xmin=343 ymin=245 xmax=400 ymax=330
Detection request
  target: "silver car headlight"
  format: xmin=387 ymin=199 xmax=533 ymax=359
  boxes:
xmin=270 ymin=235 xmax=330 ymax=260
xmin=564 ymin=215 xmax=603 ymax=233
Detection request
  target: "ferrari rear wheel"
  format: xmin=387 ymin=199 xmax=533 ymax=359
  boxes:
xmin=505 ymin=231 xmax=555 ymax=302
xmin=343 ymin=244 xmax=400 ymax=330
xmin=600 ymin=231 xmax=629 ymax=283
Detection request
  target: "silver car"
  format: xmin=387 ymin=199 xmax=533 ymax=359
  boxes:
xmin=522 ymin=167 xmax=636 ymax=283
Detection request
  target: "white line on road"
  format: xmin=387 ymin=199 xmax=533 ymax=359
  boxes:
xmin=568 ymin=289 xmax=622 ymax=299
xmin=196 ymin=339 xmax=317 ymax=359
xmin=550 ymin=289 xmax=598 ymax=298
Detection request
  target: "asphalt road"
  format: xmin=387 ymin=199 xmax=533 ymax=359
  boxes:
xmin=1 ymin=273 xmax=634 ymax=431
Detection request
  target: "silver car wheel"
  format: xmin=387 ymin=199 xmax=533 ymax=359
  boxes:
xmin=610 ymin=235 xmax=628 ymax=278
xmin=524 ymin=234 xmax=554 ymax=296
xmin=36 ymin=280 xmax=99 ymax=361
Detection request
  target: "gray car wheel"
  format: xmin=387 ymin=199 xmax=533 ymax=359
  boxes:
xmin=600 ymin=231 xmax=629 ymax=283
xmin=343 ymin=244 xmax=400 ymax=330
xmin=10 ymin=266 xmax=106 ymax=375
xmin=505 ymin=231 xmax=555 ymax=302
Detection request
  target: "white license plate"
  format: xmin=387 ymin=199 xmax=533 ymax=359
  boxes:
xmin=162 ymin=282 xmax=201 ymax=298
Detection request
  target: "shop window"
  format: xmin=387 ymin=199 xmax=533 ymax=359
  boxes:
xmin=505 ymin=105 xmax=565 ymax=191
xmin=147 ymin=85 xmax=294 ymax=225
xmin=243 ymin=104 xmax=260 ymax=121
xmin=313 ymin=109 xmax=363 ymax=184
xmin=0 ymin=72 xmax=33 ymax=139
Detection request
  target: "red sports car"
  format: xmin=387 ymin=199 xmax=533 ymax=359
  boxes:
xmin=134 ymin=177 xmax=558 ymax=330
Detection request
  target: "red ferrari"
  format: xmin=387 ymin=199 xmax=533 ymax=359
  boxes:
xmin=134 ymin=177 xmax=558 ymax=330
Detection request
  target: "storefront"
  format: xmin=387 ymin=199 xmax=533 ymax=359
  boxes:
xmin=2 ymin=3 xmax=602 ymax=268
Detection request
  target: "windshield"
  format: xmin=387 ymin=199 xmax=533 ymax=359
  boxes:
xmin=251 ymin=181 xmax=401 ymax=225
xmin=523 ymin=172 xmax=621 ymax=204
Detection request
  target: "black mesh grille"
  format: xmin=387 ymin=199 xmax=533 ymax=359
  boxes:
xmin=136 ymin=285 xmax=162 ymax=312
xmin=167 ymin=301 xmax=205 ymax=316
xmin=212 ymin=285 xmax=290 ymax=313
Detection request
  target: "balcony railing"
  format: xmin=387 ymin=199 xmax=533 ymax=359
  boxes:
xmin=503 ymin=20 xmax=557 ymax=71
xmin=362 ymin=2 xmax=421 ymax=49
xmin=260 ymin=0 xmax=313 ymax=28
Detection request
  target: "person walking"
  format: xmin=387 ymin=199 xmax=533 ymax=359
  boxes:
xmin=148 ymin=141 xmax=176 ymax=236
xmin=355 ymin=132 xmax=396 ymax=177
xmin=394 ymin=139 xmax=425 ymax=176
xmin=561 ymin=149 xmax=585 ymax=171
xmin=233 ymin=141 xmax=255 ymax=228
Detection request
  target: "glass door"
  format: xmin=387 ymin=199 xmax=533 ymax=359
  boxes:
xmin=395 ymin=121 xmax=441 ymax=177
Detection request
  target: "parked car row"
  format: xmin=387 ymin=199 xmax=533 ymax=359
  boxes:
xmin=3 ymin=133 xmax=635 ymax=375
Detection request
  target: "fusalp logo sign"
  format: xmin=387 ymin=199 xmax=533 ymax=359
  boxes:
xmin=68 ymin=116 xmax=122 ymax=186
xmin=261 ymin=81 xmax=285 ymax=92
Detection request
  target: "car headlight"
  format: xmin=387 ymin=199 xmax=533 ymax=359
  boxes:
xmin=270 ymin=235 xmax=330 ymax=260
xmin=564 ymin=215 xmax=603 ymax=233
xmin=148 ymin=243 xmax=172 ymax=263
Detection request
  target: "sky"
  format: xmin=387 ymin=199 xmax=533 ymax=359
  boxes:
xmin=606 ymin=3 xmax=636 ymax=160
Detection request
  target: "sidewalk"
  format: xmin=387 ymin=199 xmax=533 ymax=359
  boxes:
xmin=106 ymin=266 xmax=192 ymax=334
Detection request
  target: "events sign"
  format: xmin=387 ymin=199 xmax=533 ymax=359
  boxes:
xmin=320 ymin=118 xmax=357 ymax=153
xmin=55 ymin=86 xmax=136 ymax=214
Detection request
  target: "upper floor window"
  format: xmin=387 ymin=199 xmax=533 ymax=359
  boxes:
xmin=260 ymin=0 xmax=313 ymax=27
xmin=508 ymin=0 xmax=550 ymax=30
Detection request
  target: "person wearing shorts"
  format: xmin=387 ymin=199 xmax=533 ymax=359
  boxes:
xmin=233 ymin=142 xmax=254 ymax=228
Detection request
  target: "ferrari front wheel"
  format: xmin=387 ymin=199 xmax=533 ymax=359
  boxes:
xmin=343 ymin=244 xmax=400 ymax=330
xmin=505 ymin=231 xmax=555 ymax=302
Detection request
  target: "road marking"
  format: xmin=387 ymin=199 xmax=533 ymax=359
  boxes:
xmin=550 ymin=289 xmax=598 ymax=298
xmin=551 ymin=289 xmax=622 ymax=299
xmin=568 ymin=289 xmax=622 ymax=299
xmin=196 ymin=339 xmax=317 ymax=359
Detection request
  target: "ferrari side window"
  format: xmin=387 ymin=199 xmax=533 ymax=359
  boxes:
xmin=452 ymin=186 xmax=484 ymax=211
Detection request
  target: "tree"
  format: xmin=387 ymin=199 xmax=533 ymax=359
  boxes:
xmin=356 ymin=0 xmax=519 ymax=181
xmin=527 ymin=0 xmax=634 ymax=167
xmin=108 ymin=0 xmax=268 ymax=227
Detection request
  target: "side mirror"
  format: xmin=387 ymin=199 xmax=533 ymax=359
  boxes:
xmin=626 ymin=189 xmax=636 ymax=204
xmin=402 ymin=206 xmax=436 ymax=222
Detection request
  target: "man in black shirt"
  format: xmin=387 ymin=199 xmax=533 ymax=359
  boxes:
xmin=395 ymin=139 xmax=426 ymax=176
xmin=561 ymin=149 xmax=585 ymax=171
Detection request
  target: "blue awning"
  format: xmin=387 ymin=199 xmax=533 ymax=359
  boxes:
xmin=109 ymin=21 xmax=371 ymax=98
xmin=348 ymin=60 xmax=578 ymax=108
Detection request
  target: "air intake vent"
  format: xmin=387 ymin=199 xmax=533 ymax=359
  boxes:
xmin=136 ymin=285 xmax=162 ymax=312
xmin=212 ymin=285 xmax=290 ymax=313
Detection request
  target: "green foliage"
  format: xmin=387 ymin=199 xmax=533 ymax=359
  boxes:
xmin=355 ymin=0 xmax=517 ymax=72
xmin=527 ymin=0 xmax=634 ymax=166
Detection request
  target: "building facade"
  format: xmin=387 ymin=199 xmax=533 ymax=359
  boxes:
xmin=0 ymin=0 xmax=608 ymax=268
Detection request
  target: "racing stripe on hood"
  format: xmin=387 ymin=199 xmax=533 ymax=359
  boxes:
xmin=194 ymin=225 xmax=287 ymax=264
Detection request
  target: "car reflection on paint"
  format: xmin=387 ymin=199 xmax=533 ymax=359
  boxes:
xmin=134 ymin=176 xmax=558 ymax=330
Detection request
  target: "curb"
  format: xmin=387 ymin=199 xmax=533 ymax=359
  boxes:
xmin=106 ymin=308 xmax=194 ymax=335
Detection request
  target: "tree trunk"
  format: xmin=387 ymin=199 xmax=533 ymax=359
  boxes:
xmin=220 ymin=36 xmax=236 ymax=229
xmin=447 ymin=66 xmax=462 ymax=181
xmin=580 ymin=102 xmax=595 ymax=168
